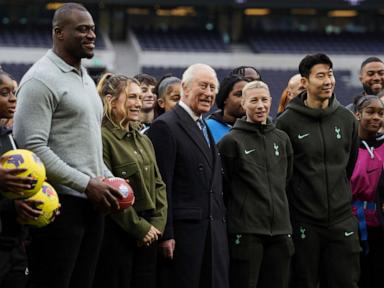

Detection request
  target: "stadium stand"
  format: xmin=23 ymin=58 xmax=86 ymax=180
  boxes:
xmin=133 ymin=28 xmax=230 ymax=52
xmin=0 ymin=27 xmax=106 ymax=49
xmin=0 ymin=63 xmax=31 ymax=82
xmin=248 ymin=31 xmax=384 ymax=54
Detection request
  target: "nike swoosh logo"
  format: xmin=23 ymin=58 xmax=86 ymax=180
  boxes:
xmin=244 ymin=149 xmax=256 ymax=155
xmin=345 ymin=231 xmax=354 ymax=237
xmin=298 ymin=133 xmax=310 ymax=140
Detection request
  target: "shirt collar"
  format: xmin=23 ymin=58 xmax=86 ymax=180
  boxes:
xmin=179 ymin=100 xmax=202 ymax=122
xmin=46 ymin=49 xmax=84 ymax=75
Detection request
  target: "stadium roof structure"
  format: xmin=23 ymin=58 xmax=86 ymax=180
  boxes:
xmin=0 ymin=0 xmax=379 ymax=9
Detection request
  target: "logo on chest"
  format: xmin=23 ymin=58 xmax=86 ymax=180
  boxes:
xmin=273 ymin=143 xmax=280 ymax=157
xmin=335 ymin=126 xmax=342 ymax=139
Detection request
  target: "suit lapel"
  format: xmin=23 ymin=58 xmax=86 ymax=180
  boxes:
xmin=174 ymin=105 xmax=213 ymax=167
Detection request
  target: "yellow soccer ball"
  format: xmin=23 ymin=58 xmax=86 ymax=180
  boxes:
xmin=1 ymin=149 xmax=46 ymax=199
xmin=19 ymin=182 xmax=60 ymax=228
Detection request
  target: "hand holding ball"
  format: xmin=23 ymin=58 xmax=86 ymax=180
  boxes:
xmin=0 ymin=149 xmax=46 ymax=199
xmin=18 ymin=182 xmax=60 ymax=228
xmin=103 ymin=177 xmax=135 ymax=209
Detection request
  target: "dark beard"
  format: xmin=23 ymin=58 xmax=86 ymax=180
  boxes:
xmin=363 ymin=83 xmax=383 ymax=95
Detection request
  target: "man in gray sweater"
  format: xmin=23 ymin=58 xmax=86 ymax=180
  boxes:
xmin=13 ymin=3 xmax=121 ymax=288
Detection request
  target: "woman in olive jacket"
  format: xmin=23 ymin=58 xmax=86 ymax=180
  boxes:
xmin=93 ymin=74 xmax=167 ymax=288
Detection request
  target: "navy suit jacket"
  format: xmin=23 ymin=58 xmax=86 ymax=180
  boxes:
xmin=147 ymin=104 xmax=229 ymax=288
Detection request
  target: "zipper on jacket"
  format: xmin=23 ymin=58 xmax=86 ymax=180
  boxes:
xmin=263 ymin=133 xmax=274 ymax=235
xmin=319 ymin=119 xmax=330 ymax=225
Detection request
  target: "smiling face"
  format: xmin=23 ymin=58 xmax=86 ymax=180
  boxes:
xmin=112 ymin=82 xmax=142 ymax=124
xmin=182 ymin=67 xmax=218 ymax=116
xmin=54 ymin=9 xmax=96 ymax=65
xmin=303 ymin=63 xmax=335 ymax=103
xmin=139 ymin=83 xmax=156 ymax=112
xmin=360 ymin=61 xmax=384 ymax=95
xmin=0 ymin=73 xmax=17 ymax=119
xmin=242 ymin=87 xmax=271 ymax=125
xmin=356 ymin=98 xmax=384 ymax=138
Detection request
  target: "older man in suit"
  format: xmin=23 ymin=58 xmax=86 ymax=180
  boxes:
xmin=147 ymin=63 xmax=229 ymax=288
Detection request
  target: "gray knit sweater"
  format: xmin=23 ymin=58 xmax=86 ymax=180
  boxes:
xmin=14 ymin=50 xmax=108 ymax=198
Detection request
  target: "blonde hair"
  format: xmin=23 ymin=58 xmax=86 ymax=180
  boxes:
xmin=97 ymin=73 xmax=140 ymax=129
xmin=242 ymin=80 xmax=270 ymax=98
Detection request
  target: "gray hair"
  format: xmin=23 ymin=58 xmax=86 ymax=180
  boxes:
xmin=181 ymin=63 xmax=219 ymax=97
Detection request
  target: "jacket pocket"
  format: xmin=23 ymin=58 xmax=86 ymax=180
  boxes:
xmin=367 ymin=158 xmax=382 ymax=174
xmin=113 ymin=162 xmax=138 ymax=179
xmin=173 ymin=208 xmax=202 ymax=220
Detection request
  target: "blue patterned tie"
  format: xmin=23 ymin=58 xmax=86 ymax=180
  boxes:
xmin=196 ymin=119 xmax=210 ymax=147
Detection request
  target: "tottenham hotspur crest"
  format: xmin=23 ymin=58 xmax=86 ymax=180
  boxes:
xmin=335 ymin=126 xmax=342 ymax=139
xmin=273 ymin=143 xmax=279 ymax=156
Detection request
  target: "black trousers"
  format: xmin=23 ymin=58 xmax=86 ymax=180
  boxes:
xmin=290 ymin=216 xmax=361 ymax=288
xmin=228 ymin=233 xmax=294 ymax=288
xmin=27 ymin=195 xmax=104 ymax=288
xmin=93 ymin=217 xmax=158 ymax=288
xmin=359 ymin=226 xmax=384 ymax=288
xmin=0 ymin=243 xmax=28 ymax=288
xmin=157 ymin=222 xmax=229 ymax=288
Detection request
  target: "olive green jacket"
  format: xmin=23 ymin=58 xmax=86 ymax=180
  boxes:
xmin=102 ymin=120 xmax=167 ymax=240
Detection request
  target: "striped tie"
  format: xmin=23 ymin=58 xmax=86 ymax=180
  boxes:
xmin=196 ymin=119 xmax=210 ymax=147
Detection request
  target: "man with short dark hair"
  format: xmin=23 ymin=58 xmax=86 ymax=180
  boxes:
xmin=276 ymin=53 xmax=360 ymax=288
xmin=13 ymin=3 xmax=121 ymax=288
xmin=134 ymin=73 xmax=157 ymax=128
xmin=347 ymin=57 xmax=384 ymax=112
xmin=147 ymin=63 xmax=229 ymax=288
xmin=359 ymin=56 xmax=384 ymax=96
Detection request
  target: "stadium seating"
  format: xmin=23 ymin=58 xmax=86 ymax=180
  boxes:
xmin=133 ymin=28 xmax=230 ymax=52
xmin=0 ymin=27 xmax=106 ymax=49
xmin=0 ymin=63 xmax=31 ymax=82
xmin=0 ymin=63 xmax=106 ymax=85
xmin=248 ymin=32 xmax=384 ymax=55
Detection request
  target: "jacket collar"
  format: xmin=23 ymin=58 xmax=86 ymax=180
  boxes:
xmin=233 ymin=117 xmax=275 ymax=134
xmin=286 ymin=91 xmax=340 ymax=119
xmin=46 ymin=49 xmax=85 ymax=75
xmin=103 ymin=119 xmax=141 ymax=140
xmin=173 ymin=104 xmax=214 ymax=167
xmin=178 ymin=100 xmax=202 ymax=122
